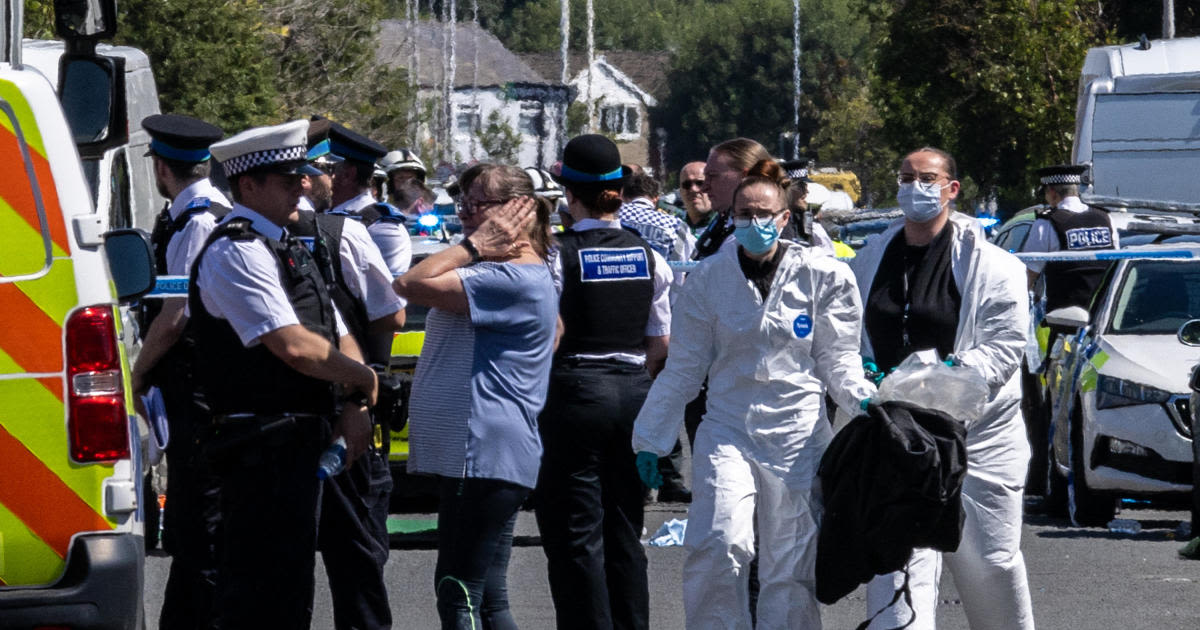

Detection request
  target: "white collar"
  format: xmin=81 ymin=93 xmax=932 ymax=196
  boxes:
xmin=1057 ymin=195 xmax=1088 ymax=212
xmin=571 ymin=217 xmax=623 ymax=231
xmin=330 ymin=191 xmax=376 ymax=215
xmin=224 ymin=203 xmax=287 ymax=240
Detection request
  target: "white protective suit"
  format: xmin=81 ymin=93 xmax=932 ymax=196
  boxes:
xmin=852 ymin=213 xmax=1034 ymax=630
xmin=633 ymin=241 xmax=875 ymax=630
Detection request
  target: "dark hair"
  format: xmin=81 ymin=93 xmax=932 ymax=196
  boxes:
xmin=156 ymin=155 xmax=211 ymax=182
xmin=392 ymin=179 xmax=434 ymax=208
xmin=565 ymin=183 xmax=623 ymax=217
xmin=473 ymin=164 xmax=554 ymax=260
xmin=732 ymin=159 xmax=790 ymax=207
xmin=227 ymin=171 xmax=269 ymax=203
xmin=351 ymin=162 xmax=374 ymax=188
xmin=712 ymin=138 xmax=771 ymax=173
xmin=622 ymin=172 xmax=660 ymax=200
xmin=910 ymin=146 xmax=958 ymax=180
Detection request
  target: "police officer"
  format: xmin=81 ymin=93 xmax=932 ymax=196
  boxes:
xmin=295 ymin=119 xmax=405 ymax=630
xmin=328 ymin=125 xmax=414 ymax=276
xmin=300 ymin=118 xmax=338 ymax=213
xmin=379 ymin=147 xmax=428 ymax=193
xmin=194 ymin=120 xmax=378 ymax=629
xmin=130 ymin=113 xmax=228 ymax=630
xmin=535 ymin=134 xmax=671 ymax=630
xmin=1022 ymin=164 xmax=1118 ymax=312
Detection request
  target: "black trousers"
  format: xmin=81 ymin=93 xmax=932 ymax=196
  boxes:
xmin=158 ymin=370 xmax=222 ymax=630
xmin=535 ymin=360 xmax=651 ymax=630
xmin=435 ymin=476 xmax=530 ymax=630
xmin=208 ymin=416 xmax=329 ymax=630
xmin=658 ymin=384 xmax=706 ymax=491
xmin=317 ymin=448 xmax=393 ymax=630
xmin=1192 ymin=398 xmax=1200 ymax=535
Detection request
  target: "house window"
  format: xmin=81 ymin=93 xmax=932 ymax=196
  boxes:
xmin=518 ymin=102 xmax=543 ymax=136
xmin=455 ymin=104 xmax=481 ymax=133
xmin=599 ymin=105 xmax=639 ymax=136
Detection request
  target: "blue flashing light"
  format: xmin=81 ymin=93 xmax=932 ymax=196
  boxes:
xmin=977 ymin=216 xmax=1000 ymax=229
xmin=418 ymin=213 xmax=440 ymax=228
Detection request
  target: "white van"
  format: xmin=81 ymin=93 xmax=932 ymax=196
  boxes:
xmin=21 ymin=38 xmax=161 ymax=232
xmin=1073 ymin=37 xmax=1200 ymax=203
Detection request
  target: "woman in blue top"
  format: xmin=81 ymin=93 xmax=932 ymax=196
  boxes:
xmin=395 ymin=164 xmax=559 ymax=630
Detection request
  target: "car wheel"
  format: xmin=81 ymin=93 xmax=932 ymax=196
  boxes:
xmin=1068 ymin=404 xmax=1117 ymax=527
xmin=1022 ymin=364 xmax=1049 ymax=496
xmin=1044 ymin=438 xmax=1069 ymax=517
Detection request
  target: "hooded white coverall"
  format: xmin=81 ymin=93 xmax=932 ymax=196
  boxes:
xmin=633 ymin=242 xmax=875 ymax=630
xmin=852 ymin=213 xmax=1034 ymax=630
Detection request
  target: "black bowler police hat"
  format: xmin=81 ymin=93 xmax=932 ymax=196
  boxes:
xmin=553 ymin=134 xmax=629 ymax=189
xmin=1035 ymin=164 xmax=1089 ymax=187
xmin=328 ymin=122 xmax=387 ymax=165
xmin=142 ymin=113 xmax=224 ymax=163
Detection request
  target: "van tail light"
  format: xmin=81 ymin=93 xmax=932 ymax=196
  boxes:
xmin=66 ymin=305 xmax=129 ymax=462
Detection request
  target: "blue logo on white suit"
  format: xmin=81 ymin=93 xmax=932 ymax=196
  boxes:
xmin=579 ymin=247 xmax=651 ymax=282
xmin=793 ymin=314 xmax=813 ymax=338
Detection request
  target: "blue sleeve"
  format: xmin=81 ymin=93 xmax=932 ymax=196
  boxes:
xmin=460 ymin=263 xmax=542 ymax=330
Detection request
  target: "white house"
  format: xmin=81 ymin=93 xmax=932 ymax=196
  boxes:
xmin=376 ymin=19 xmax=571 ymax=169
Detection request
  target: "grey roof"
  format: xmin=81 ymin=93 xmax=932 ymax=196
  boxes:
xmin=377 ymin=19 xmax=551 ymax=88
xmin=519 ymin=51 xmax=672 ymax=101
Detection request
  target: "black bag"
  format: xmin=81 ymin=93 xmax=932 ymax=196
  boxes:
xmin=373 ymin=369 xmax=411 ymax=448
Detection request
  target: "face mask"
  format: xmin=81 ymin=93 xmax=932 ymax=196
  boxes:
xmin=897 ymin=181 xmax=945 ymax=223
xmin=734 ymin=215 xmax=780 ymax=255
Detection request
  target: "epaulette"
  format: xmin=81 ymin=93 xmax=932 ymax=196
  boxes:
xmin=1034 ymin=205 xmax=1055 ymax=219
xmin=372 ymin=202 xmax=407 ymax=224
xmin=328 ymin=209 xmax=363 ymax=221
xmin=217 ymin=217 xmax=259 ymax=242
xmin=186 ymin=196 xmax=213 ymax=210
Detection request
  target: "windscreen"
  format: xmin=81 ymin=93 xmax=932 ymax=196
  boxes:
xmin=1090 ymin=92 xmax=1200 ymax=203
xmin=1108 ymin=260 xmax=1200 ymax=334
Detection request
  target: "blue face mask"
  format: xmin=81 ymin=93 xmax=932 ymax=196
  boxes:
xmin=897 ymin=181 xmax=945 ymax=223
xmin=734 ymin=215 xmax=780 ymax=255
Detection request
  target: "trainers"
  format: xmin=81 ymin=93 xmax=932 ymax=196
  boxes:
xmin=1179 ymin=537 xmax=1200 ymax=560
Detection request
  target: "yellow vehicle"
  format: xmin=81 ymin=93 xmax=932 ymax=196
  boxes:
xmin=0 ymin=1 xmax=157 ymax=626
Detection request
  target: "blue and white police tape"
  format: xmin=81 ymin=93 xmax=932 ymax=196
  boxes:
xmin=665 ymin=247 xmax=1200 ymax=273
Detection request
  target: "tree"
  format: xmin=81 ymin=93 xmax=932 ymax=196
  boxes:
xmin=871 ymin=0 xmax=1110 ymax=209
xmin=476 ymin=110 xmax=522 ymax=163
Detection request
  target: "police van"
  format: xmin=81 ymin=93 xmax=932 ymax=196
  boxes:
xmin=0 ymin=1 xmax=157 ymax=627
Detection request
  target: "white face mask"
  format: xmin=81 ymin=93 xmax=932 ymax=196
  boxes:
xmin=897 ymin=181 xmax=945 ymax=223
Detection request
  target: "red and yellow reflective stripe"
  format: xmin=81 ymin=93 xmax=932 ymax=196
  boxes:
xmin=0 ymin=79 xmax=69 ymax=257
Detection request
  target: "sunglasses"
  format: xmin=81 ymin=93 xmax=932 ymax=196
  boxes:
xmin=681 ymin=179 xmax=705 ymax=190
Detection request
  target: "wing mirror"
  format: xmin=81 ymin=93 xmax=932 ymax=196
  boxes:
xmin=1178 ymin=319 xmax=1200 ymax=347
xmin=1044 ymin=306 xmax=1090 ymax=330
xmin=103 ymin=229 xmax=157 ymax=302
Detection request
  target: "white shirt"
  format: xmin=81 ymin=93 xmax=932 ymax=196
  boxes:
xmin=336 ymin=217 xmax=406 ymax=319
xmin=331 ymin=191 xmax=413 ymax=277
xmin=1022 ymin=195 xmax=1120 ymax=273
xmin=196 ymin=204 xmax=346 ymax=346
xmin=165 ymin=178 xmax=230 ymax=276
xmin=550 ymin=218 xmax=672 ymax=364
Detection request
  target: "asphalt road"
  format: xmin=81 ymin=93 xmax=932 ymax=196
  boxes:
xmin=143 ymin=500 xmax=1200 ymax=629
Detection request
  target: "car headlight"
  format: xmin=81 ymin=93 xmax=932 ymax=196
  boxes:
xmin=1095 ymin=374 xmax=1173 ymax=409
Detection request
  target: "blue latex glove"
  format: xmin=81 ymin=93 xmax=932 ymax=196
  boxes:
xmin=863 ymin=358 xmax=885 ymax=385
xmin=636 ymin=451 xmax=662 ymax=489
xmin=860 ymin=398 xmax=871 ymax=411
xmin=944 ymin=354 xmax=960 ymax=367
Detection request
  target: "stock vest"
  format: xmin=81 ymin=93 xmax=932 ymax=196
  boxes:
xmin=555 ymin=228 xmax=655 ymax=356
xmin=188 ymin=218 xmax=338 ymax=416
xmin=1038 ymin=205 xmax=1115 ymax=312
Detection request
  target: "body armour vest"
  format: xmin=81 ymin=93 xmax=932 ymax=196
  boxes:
xmin=1039 ymin=205 xmax=1115 ymax=312
xmin=143 ymin=198 xmax=214 ymax=333
xmin=290 ymin=210 xmax=371 ymax=352
xmin=556 ymin=228 xmax=655 ymax=356
xmin=187 ymin=218 xmax=339 ymax=416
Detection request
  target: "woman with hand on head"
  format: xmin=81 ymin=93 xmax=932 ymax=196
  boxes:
xmin=394 ymin=164 xmax=559 ymax=630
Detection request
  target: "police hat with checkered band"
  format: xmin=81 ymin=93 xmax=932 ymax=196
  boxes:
xmin=209 ymin=119 xmax=322 ymax=177
xmin=328 ymin=122 xmax=387 ymax=166
xmin=1036 ymin=164 xmax=1089 ymax=187
xmin=142 ymin=113 xmax=224 ymax=163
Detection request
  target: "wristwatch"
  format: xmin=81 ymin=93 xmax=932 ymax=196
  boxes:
xmin=460 ymin=237 xmax=482 ymax=262
xmin=340 ymin=391 xmax=370 ymax=408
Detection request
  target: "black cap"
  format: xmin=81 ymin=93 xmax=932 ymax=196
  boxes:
xmin=1036 ymin=164 xmax=1088 ymax=186
xmin=328 ymin=122 xmax=387 ymax=165
xmin=142 ymin=113 xmax=223 ymax=163
xmin=553 ymin=134 xmax=629 ymax=189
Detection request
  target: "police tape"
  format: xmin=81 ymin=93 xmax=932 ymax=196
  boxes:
xmin=151 ymin=247 xmax=1200 ymax=297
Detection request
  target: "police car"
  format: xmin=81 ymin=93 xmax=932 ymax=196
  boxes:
xmin=1041 ymin=241 xmax=1200 ymax=525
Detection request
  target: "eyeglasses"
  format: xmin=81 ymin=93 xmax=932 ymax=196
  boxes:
xmin=458 ymin=197 xmax=507 ymax=217
xmin=681 ymin=179 xmax=705 ymax=190
xmin=731 ymin=210 xmax=783 ymax=228
xmin=897 ymin=172 xmax=949 ymax=186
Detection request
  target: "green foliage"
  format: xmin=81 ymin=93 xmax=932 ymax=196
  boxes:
xmin=871 ymin=0 xmax=1109 ymax=208
xmin=566 ymin=101 xmax=589 ymax=136
xmin=23 ymin=0 xmax=55 ymax=38
xmin=477 ymin=110 xmax=522 ymax=163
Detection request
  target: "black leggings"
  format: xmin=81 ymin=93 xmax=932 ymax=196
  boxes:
xmin=435 ymin=476 xmax=530 ymax=630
